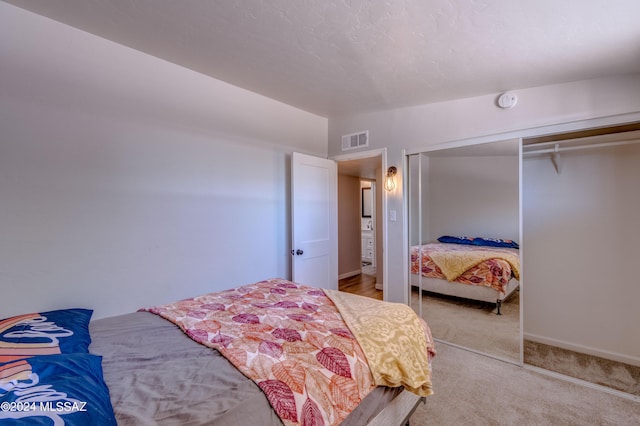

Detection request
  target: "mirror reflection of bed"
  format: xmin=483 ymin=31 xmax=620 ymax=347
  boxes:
xmin=407 ymin=139 xmax=521 ymax=363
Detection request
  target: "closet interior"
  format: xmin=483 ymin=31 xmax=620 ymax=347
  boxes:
xmin=522 ymin=126 xmax=640 ymax=396
xmin=408 ymin=123 xmax=640 ymax=397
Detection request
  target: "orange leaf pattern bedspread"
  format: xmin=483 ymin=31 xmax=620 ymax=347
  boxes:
xmin=144 ymin=279 xmax=433 ymax=426
xmin=411 ymin=243 xmax=520 ymax=294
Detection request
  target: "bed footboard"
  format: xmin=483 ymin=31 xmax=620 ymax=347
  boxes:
xmin=411 ymin=274 xmax=519 ymax=315
xmin=368 ymin=389 xmax=425 ymax=426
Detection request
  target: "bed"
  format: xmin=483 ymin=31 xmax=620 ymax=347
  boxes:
xmin=0 ymin=278 xmax=435 ymax=426
xmin=410 ymin=239 xmax=521 ymax=315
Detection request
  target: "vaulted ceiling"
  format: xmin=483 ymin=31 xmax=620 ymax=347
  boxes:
xmin=5 ymin=0 xmax=640 ymax=117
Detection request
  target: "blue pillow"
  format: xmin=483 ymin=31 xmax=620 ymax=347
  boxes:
xmin=0 ymin=309 xmax=93 ymax=362
xmin=472 ymin=237 xmax=519 ymax=249
xmin=437 ymin=235 xmax=476 ymax=245
xmin=0 ymin=353 xmax=117 ymax=425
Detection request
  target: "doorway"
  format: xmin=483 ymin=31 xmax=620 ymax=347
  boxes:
xmin=334 ymin=152 xmax=384 ymax=300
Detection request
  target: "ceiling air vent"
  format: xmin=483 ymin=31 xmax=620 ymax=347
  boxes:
xmin=341 ymin=131 xmax=369 ymax=151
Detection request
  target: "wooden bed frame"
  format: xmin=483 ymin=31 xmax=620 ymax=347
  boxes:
xmin=411 ymin=274 xmax=519 ymax=315
xmin=371 ymin=392 xmax=425 ymax=426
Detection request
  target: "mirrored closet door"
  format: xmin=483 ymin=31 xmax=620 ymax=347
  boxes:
xmin=407 ymin=139 xmax=522 ymax=363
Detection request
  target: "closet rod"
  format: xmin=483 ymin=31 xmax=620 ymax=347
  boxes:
xmin=523 ymin=139 xmax=640 ymax=156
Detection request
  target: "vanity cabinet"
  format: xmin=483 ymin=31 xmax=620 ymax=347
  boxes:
xmin=361 ymin=231 xmax=373 ymax=263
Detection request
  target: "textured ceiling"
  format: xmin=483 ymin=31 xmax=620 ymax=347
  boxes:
xmin=4 ymin=0 xmax=640 ymax=117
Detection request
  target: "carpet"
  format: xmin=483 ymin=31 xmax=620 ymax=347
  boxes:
xmin=411 ymin=288 xmax=640 ymax=398
xmin=525 ymin=340 xmax=640 ymax=397
xmin=411 ymin=289 xmax=520 ymax=362
xmin=410 ymin=343 xmax=640 ymax=425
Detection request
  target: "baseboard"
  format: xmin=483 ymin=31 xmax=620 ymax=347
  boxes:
xmin=375 ymin=282 xmax=383 ymax=291
xmin=524 ymin=332 xmax=640 ymax=367
xmin=338 ymin=270 xmax=361 ymax=280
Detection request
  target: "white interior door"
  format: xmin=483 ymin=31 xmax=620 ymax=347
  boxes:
xmin=291 ymin=152 xmax=337 ymax=290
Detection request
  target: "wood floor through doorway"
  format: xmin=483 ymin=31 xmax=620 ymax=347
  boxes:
xmin=338 ymin=272 xmax=382 ymax=300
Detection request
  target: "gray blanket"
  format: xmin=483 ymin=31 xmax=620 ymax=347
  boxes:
xmin=90 ymin=312 xmax=400 ymax=425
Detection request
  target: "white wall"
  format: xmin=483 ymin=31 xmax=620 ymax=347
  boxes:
xmin=523 ymin=143 xmax=640 ymax=364
xmin=329 ymin=74 xmax=640 ymax=305
xmin=0 ymin=3 xmax=328 ymax=320
xmin=427 ymin=156 xmax=519 ymax=243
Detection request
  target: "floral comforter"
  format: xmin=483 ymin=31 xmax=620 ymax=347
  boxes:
xmin=144 ymin=279 xmax=433 ymax=426
xmin=411 ymin=243 xmax=520 ymax=294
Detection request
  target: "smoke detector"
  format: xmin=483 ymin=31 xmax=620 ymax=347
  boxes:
xmin=497 ymin=92 xmax=518 ymax=109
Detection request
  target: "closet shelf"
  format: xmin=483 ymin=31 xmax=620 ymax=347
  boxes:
xmin=523 ymin=131 xmax=640 ymax=174
xmin=522 ymin=139 xmax=640 ymax=156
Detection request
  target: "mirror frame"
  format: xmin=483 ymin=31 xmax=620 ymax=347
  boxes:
xmin=361 ymin=187 xmax=372 ymax=217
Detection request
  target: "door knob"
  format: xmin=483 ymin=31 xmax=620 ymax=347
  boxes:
xmin=296 ymin=249 xmax=304 ymax=256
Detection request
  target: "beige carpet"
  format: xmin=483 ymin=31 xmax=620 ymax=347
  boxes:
xmin=412 ymin=287 xmax=640 ymax=397
xmin=525 ymin=340 xmax=640 ymax=397
xmin=410 ymin=343 xmax=640 ymax=425
xmin=412 ymin=289 xmax=520 ymax=362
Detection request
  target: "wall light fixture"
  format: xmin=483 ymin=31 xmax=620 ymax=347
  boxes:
xmin=384 ymin=166 xmax=397 ymax=191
